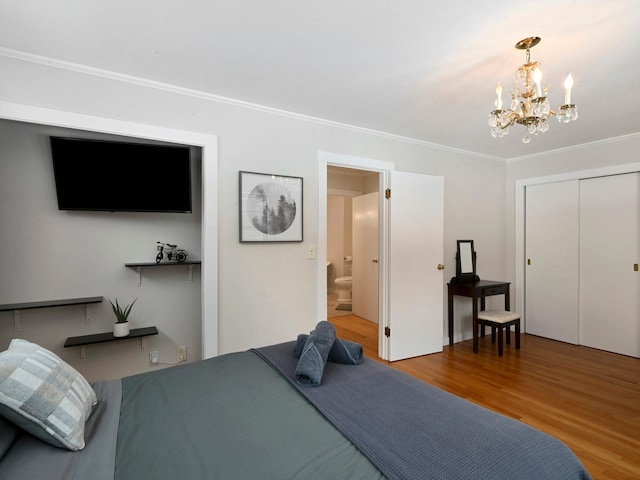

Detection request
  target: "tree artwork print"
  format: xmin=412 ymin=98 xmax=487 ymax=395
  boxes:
xmin=239 ymin=171 xmax=303 ymax=242
xmin=247 ymin=183 xmax=297 ymax=235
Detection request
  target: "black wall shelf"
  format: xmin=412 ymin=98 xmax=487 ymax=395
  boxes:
xmin=125 ymin=261 xmax=201 ymax=286
xmin=0 ymin=296 xmax=103 ymax=331
xmin=65 ymin=326 xmax=158 ymax=348
xmin=125 ymin=261 xmax=201 ymax=267
xmin=0 ymin=296 xmax=103 ymax=312
xmin=64 ymin=326 xmax=158 ymax=360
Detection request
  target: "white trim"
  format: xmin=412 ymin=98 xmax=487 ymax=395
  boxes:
xmin=321 ymin=151 xmax=395 ymax=172
xmin=318 ymin=151 xmax=394 ymax=360
xmin=0 ymin=100 xmax=219 ymax=359
xmin=0 ymin=47 xmax=499 ymax=160
xmin=327 ymin=188 xmax=363 ymax=197
xmin=507 ymin=133 xmax=640 ymax=164
xmin=514 ymin=161 xmax=640 ymax=327
xmin=4 ymin=48 xmax=638 ymax=163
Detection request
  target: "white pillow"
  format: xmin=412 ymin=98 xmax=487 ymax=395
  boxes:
xmin=0 ymin=339 xmax=97 ymax=451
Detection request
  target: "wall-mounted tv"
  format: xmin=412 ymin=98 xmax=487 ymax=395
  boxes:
xmin=50 ymin=136 xmax=192 ymax=213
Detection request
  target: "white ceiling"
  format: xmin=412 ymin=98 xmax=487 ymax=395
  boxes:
xmin=1 ymin=0 xmax=639 ymax=160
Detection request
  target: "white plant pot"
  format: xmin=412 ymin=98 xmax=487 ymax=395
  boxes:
xmin=113 ymin=322 xmax=130 ymax=337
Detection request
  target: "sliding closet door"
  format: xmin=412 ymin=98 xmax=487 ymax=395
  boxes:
xmin=580 ymin=174 xmax=640 ymax=358
xmin=525 ymin=181 xmax=580 ymax=343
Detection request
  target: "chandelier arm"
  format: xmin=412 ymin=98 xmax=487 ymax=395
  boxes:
xmin=497 ymin=112 xmax=517 ymax=129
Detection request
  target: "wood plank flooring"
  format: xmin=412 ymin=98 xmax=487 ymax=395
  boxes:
xmin=329 ymin=314 xmax=640 ymax=480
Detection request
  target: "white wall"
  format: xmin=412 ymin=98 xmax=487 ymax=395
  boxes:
xmin=0 ymin=54 xmax=508 ymax=364
xmin=0 ymin=120 xmax=202 ymax=381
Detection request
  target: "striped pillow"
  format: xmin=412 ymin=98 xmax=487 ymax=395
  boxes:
xmin=0 ymin=339 xmax=97 ymax=451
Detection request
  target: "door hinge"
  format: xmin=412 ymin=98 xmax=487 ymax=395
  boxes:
xmin=385 ymin=188 xmax=391 ymax=199
xmin=384 ymin=326 xmax=391 ymax=337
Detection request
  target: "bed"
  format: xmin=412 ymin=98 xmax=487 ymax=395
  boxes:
xmin=0 ymin=332 xmax=592 ymax=480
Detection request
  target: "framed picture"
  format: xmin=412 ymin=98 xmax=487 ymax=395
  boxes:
xmin=239 ymin=171 xmax=303 ymax=242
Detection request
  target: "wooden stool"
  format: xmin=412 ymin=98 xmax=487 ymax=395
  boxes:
xmin=477 ymin=310 xmax=521 ymax=356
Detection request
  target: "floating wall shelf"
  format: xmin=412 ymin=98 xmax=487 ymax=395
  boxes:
xmin=0 ymin=296 xmax=103 ymax=331
xmin=125 ymin=261 xmax=201 ymax=286
xmin=64 ymin=326 xmax=158 ymax=360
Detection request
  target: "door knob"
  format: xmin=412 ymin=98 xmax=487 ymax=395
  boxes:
xmin=437 ymin=264 xmax=445 ymax=270
xmin=372 ymin=258 xmax=378 ymax=263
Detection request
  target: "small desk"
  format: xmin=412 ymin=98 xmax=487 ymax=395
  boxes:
xmin=447 ymin=280 xmax=511 ymax=353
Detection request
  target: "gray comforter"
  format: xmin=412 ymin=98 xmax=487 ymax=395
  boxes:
xmin=0 ymin=342 xmax=592 ymax=479
xmin=256 ymin=342 xmax=592 ymax=480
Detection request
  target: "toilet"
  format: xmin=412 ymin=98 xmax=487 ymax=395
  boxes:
xmin=335 ymin=276 xmax=352 ymax=303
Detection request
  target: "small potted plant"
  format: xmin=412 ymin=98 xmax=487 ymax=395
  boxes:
xmin=110 ymin=298 xmax=136 ymax=337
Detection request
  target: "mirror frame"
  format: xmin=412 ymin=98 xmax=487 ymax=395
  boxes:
xmin=455 ymin=239 xmax=477 ymax=283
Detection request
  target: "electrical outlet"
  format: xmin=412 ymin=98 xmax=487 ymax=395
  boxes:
xmin=177 ymin=346 xmax=187 ymax=362
xmin=149 ymin=350 xmax=159 ymax=366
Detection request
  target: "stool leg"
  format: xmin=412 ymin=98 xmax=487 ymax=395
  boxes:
xmin=515 ymin=321 xmax=521 ymax=350
xmin=491 ymin=326 xmax=496 ymax=343
xmin=506 ymin=324 xmax=511 ymax=345
xmin=497 ymin=327 xmax=504 ymax=356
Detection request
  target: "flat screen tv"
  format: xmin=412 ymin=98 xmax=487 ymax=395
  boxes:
xmin=50 ymin=136 xmax=192 ymax=213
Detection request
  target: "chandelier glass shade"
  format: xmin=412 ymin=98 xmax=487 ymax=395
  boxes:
xmin=489 ymin=37 xmax=578 ymax=143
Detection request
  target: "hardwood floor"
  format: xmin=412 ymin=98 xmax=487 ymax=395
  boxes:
xmin=329 ymin=314 xmax=640 ymax=480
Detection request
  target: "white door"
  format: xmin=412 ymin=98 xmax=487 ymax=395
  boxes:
xmin=525 ymin=181 xmax=580 ymax=343
xmin=387 ymin=172 xmax=444 ymax=361
xmin=580 ymin=174 xmax=640 ymax=357
xmin=352 ymin=192 xmax=379 ymax=323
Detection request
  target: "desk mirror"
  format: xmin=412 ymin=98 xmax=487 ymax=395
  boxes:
xmin=455 ymin=240 xmax=477 ymax=283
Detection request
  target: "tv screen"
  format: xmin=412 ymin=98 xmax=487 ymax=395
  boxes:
xmin=50 ymin=136 xmax=192 ymax=213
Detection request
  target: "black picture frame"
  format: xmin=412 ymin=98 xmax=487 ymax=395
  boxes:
xmin=239 ymin=171 xmax=303 ymax=242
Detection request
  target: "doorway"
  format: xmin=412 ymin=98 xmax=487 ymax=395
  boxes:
xmin=318 ymin=151 xmax=444 ymax=362
xmin=326 ymin=166 xmax=381 ymax=354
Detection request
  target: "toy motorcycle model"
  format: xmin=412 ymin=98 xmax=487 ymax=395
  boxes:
xmin=156 ymin=241 xmax=188 ymax=263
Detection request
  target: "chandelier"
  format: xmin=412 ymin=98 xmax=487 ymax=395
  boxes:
xmin=489 ymin=37 xmax=578 ymax=143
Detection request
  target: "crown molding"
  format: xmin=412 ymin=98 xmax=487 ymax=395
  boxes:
xmin=0 ymin=47 xmax=501 ymax=161
xmin=506 ymin=132 xmax=640 ymax=163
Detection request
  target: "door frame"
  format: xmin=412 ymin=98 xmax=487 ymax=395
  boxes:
xmin=514 ymin=161 xmax=640 ymax=329
xmin=317 ymin=151 xmax=394 ymax=360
